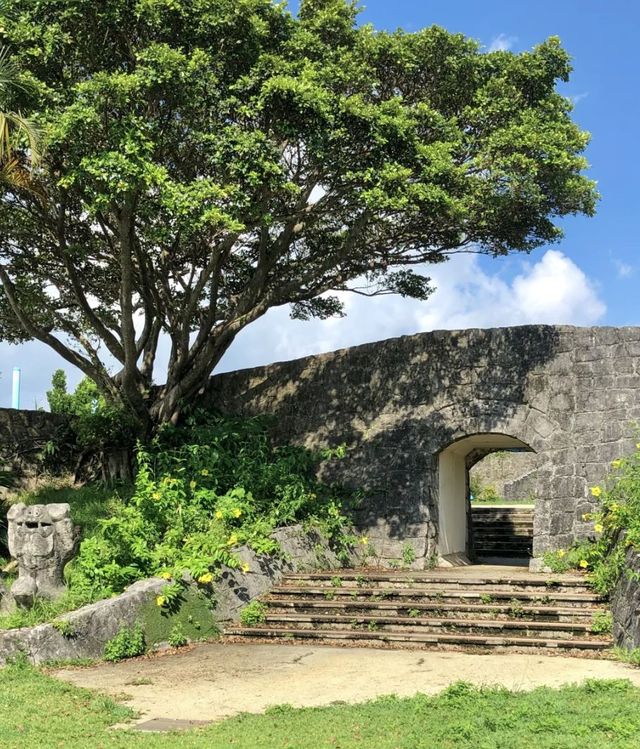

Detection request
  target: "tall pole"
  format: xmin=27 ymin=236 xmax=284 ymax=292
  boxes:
xmin=11 ymin=367 xmax=21 ymax=409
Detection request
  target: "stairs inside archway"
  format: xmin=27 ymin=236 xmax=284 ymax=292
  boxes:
xmin=225 ymin=566 xmax=611 ymax=653
xmin=471 ymin=505 xmax=534 ymax=560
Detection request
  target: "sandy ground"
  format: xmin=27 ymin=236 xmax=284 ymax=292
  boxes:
xmin=53 ymin=643 xmax=640 ymax=725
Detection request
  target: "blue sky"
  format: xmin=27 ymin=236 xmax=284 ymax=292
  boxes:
xmin=1 ymin=0 xmax=638 ymax=408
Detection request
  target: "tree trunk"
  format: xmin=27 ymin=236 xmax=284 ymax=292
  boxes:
xmin=101 ymin=448 xmax=133 ymax=485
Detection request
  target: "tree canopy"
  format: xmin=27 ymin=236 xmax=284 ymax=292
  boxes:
xmin=0 ymin=0 xmax=597 ymax=430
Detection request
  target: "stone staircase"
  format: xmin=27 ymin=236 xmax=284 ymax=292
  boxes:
xmin=226 ymin=567 xmax=612 ymax=653
xmin=471 ymin=506 xmax=534 ymax=559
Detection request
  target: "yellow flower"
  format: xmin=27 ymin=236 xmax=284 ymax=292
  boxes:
xmin=160 ymin=571 xmax=172 ymax=580
xmin=558 ymin=550 xmax=566 ymax=557
xmin=582 ymin=513 xmax=591 ymax=521
xmin=227 ymin=533 xmax=239 ymax=547
xmin=579 ymin=559 xmax=589 ymax=569
xmin=241 ymin=562 xmax=250 ymax=573
xmin=594 ymin=523 xmax=604 ymax=533
xmin=201 ymin=469 xmax=209 ymax=476
xmin=360 ymin=536 xmax=369 ymax=546
xmin=612 ymin=459 xmax=622 ymax=469
xmin=232 ymin=508 xmax=242 ymax=518
xmin=152 ymin=492 xmax=161 ymax=501
xmin=197 ymin=572 xmax=214 ymax=584
xmin=156 ymin=595 xmax=166 ymax=607
xmin=590 ymin=486 xmax=602 ymax=498
xmin=190 ymin=480 xmax=197 ymax=490
xmin=215 ymin=510 xmax=223 ymax=520
xmin=636 ymin=443 xmax=640 ymax=450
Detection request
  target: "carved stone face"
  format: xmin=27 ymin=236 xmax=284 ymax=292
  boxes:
xmin=5 ymin=502 xmax=76 ymax=607
xmin=13 ymin=505 xmax=56 ymax=557
xmin=7 ymin=502 xmax=75 ymax=567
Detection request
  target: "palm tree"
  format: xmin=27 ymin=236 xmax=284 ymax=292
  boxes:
xmin=0 ymin=44 xmax=42 ymax=191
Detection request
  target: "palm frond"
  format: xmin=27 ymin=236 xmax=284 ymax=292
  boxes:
xmin=0 ymin=154 xmax=46 ymax=199
xmin=0 ymin=46 xmax=24 ymax=95
xmin=0 ymin=110 xmax=43 ymax=163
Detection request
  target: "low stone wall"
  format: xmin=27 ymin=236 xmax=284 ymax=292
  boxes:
xmin=0 ymin=408 xmax=67 ymax=472
xmin=611 ymin=549 xmax=640 ymax=650
xmin=470 ymin=451 xmax=538 ymax=500
xmin=0 ymin=524 xmax=349 ymax=665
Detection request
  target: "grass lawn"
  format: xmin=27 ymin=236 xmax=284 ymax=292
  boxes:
xmin=3 ymin=662 xmax=640 ymax=749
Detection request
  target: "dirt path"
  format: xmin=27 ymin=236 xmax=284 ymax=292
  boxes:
xmin=53 ymin=643 xmax=640 ymax=725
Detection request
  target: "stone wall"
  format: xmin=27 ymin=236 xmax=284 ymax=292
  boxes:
xmin=611 ymin=549 xmax=640 ymax=650
xmin=0 ymin=408 xmax=67 ymax=477
xmin=470 ymin=451 xmax=538 ymax=500
xmin=206 ymin=325 xmax=640 ymax=566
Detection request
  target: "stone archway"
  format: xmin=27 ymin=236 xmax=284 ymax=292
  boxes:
xmin=437 ymin=433 xmax=535 ymax=563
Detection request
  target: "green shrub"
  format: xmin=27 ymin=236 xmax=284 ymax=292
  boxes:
xmin=543 ymin=540 xmax=594 ymax=574
xmin=591 ymin=610 xmax=613 ymax=634
xmin=239 ymin=601 xmax=267 ymax=627
xmin=51 ymin=619 xmax=76 ymax=638
xmin=167 ymin=623 xmax=189 ymax=648
xmin=103 ymin=624 xmax=146 ymax=662
xmin=65 ymin=409 xmax=359 ymax=602
xmin=402 ymin=542 xmax=416 ymax=566
xmin=47 ymin=370 xmax=137 ymax=451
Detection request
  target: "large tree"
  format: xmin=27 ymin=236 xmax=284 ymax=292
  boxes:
xmin=0 ymin=0 xmax=597 ymax=431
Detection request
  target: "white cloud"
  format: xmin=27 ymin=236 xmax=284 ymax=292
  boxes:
xmin=569 ymin=92 xmax=589 ymax=106
xmin=219 ymin=250 xmax=606 ymax=372
xmin=488 ymin=33 xmax=518 ymax=53
xmin=1 ymin=250 xmax=607 ymax=407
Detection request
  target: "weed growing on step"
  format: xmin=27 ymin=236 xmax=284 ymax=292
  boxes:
xmin=480 ymin=593 xmax=493 ymax=604
xmin=509 ymin=599 xmax=525 ymax=619
xmin=239 ymin=601 xmax=267 ymax=627
xmin=367 ymin=620 xmax=380 ymax=632
xmin=402 ymin=543 xmax=416 ymax=566
xmin=408 ymin=609 xmax=420 ymax=618
xmin=330 ymin=576 xmax=343 ymax=588
xmin=591 ymin=610 xmax=613 ymax=634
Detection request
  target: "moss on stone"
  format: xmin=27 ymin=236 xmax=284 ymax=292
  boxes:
xmin=140 ymin=586 xmax=219 ymax=647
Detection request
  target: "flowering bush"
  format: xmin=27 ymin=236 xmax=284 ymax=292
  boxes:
xmin=66 ymin=410 xmax=360 ymax=602
xmin=544 ymin=442 xmax=640 ymax=594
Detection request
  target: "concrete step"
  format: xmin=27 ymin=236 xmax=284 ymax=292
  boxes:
xmin=265 ymin=598 xmax=602 ymax=622
xmin=261 ymin=612 xmax=599 ymax=638
xmin=280 ymin=572 xmax=593 ymax=594
xmin=473 ymin=526 xmax=533 ymax=533
xmin=270 ymin=587 xmax=603 ymax=606
xmin=472 ymin=538 xmax=533 ymax=546
xmin=226 ymin=626 xmax=611 ymax=651
xmin=471 ymin=515 xmax=534 ymax=522
xmin=471 ymin=521 xmax=534 ymax=530
xmin=229 ymin=567 xmax=610 ymax=654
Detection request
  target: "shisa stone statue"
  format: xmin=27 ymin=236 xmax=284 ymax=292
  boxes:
xmin=6 ymin=503 xmax=76 ymax=608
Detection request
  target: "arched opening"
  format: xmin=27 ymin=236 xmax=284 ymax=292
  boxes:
xmin=437 ymin=433 xmax=535 ymax=565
